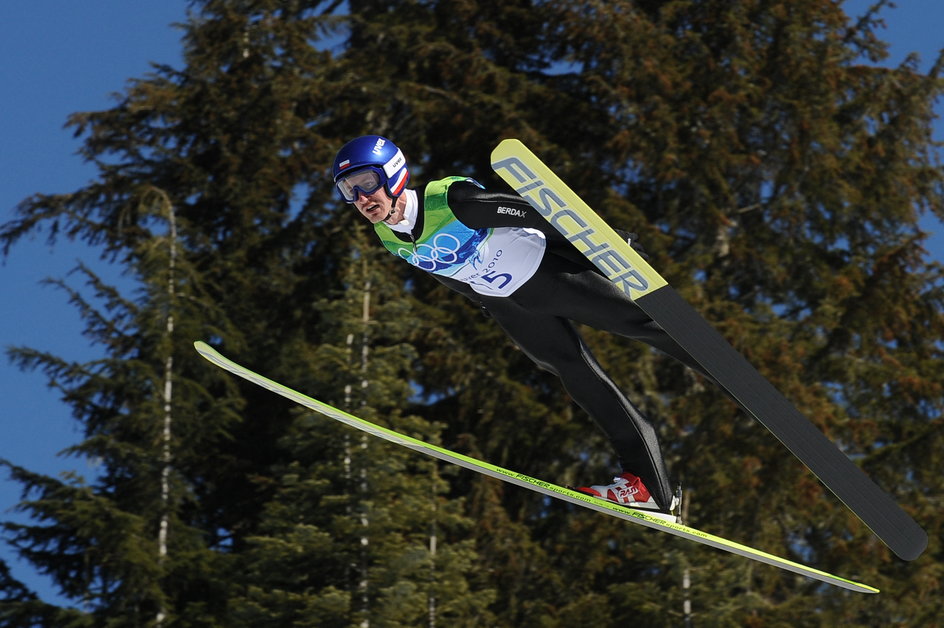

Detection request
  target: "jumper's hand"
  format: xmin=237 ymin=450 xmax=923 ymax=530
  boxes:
xmin=622 ymin=231 xmax=650 ymax=261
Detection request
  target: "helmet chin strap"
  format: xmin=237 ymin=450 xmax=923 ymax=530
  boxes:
xmin=382 ymin=190 xmax=399 ymax=224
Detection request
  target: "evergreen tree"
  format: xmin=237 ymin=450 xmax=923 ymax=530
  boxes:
xmin=227 ymin=231 xmax=494 ymax=626
xmin=538 ymin=0 xmax=944 ymax=622
xmin=2 ymin=189 xmax=239 ymax=625
xmin=2 ymin=0 xmax=942 ymax=625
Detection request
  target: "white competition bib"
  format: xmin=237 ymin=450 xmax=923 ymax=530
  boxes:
xmin=449 ymin=227 xmax=546 ymax=297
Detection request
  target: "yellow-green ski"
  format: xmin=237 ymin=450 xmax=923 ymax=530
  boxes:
xmin=194 ymin=341 xmax=878 ymax=594
xmin=490 ymin=139 xmax=927 ymax=563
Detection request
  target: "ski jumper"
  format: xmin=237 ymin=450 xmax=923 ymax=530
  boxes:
xmin=375 ymin=178 xmax=709 ymax=510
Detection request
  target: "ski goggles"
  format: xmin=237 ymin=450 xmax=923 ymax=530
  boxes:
xmin=335 ymin=167 xmax=385 ymax=203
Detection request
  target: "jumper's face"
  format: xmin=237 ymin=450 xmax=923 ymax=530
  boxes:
xmin=352 ymin=186 xmax=392 ymax=223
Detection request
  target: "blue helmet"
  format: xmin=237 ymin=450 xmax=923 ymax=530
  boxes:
xmin=332 ymin=135 xmax=410 ymax=203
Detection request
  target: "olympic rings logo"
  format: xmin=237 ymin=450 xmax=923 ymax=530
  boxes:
xmin=397 ymin=233 xmax=466 ymax=271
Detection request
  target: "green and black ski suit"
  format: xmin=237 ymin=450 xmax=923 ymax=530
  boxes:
xmin=374 ymin=178 xmax=711 ymax=510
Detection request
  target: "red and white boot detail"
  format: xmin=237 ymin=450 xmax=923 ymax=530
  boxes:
xmin=579 ymin=472 xmax=655 ymax=507
xmin=578 ymin=473 xmax=680 ymax=523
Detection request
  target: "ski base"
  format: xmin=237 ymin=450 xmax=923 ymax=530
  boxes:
xmin=194 ymin=341 xmax=878 ymax=594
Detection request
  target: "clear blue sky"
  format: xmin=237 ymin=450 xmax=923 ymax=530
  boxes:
xmin=1 ymin=0 xmax=942 ymax=605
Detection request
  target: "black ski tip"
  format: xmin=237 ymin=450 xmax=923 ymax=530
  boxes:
xmin=894 ymin=528 xmax=929 ymax=562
